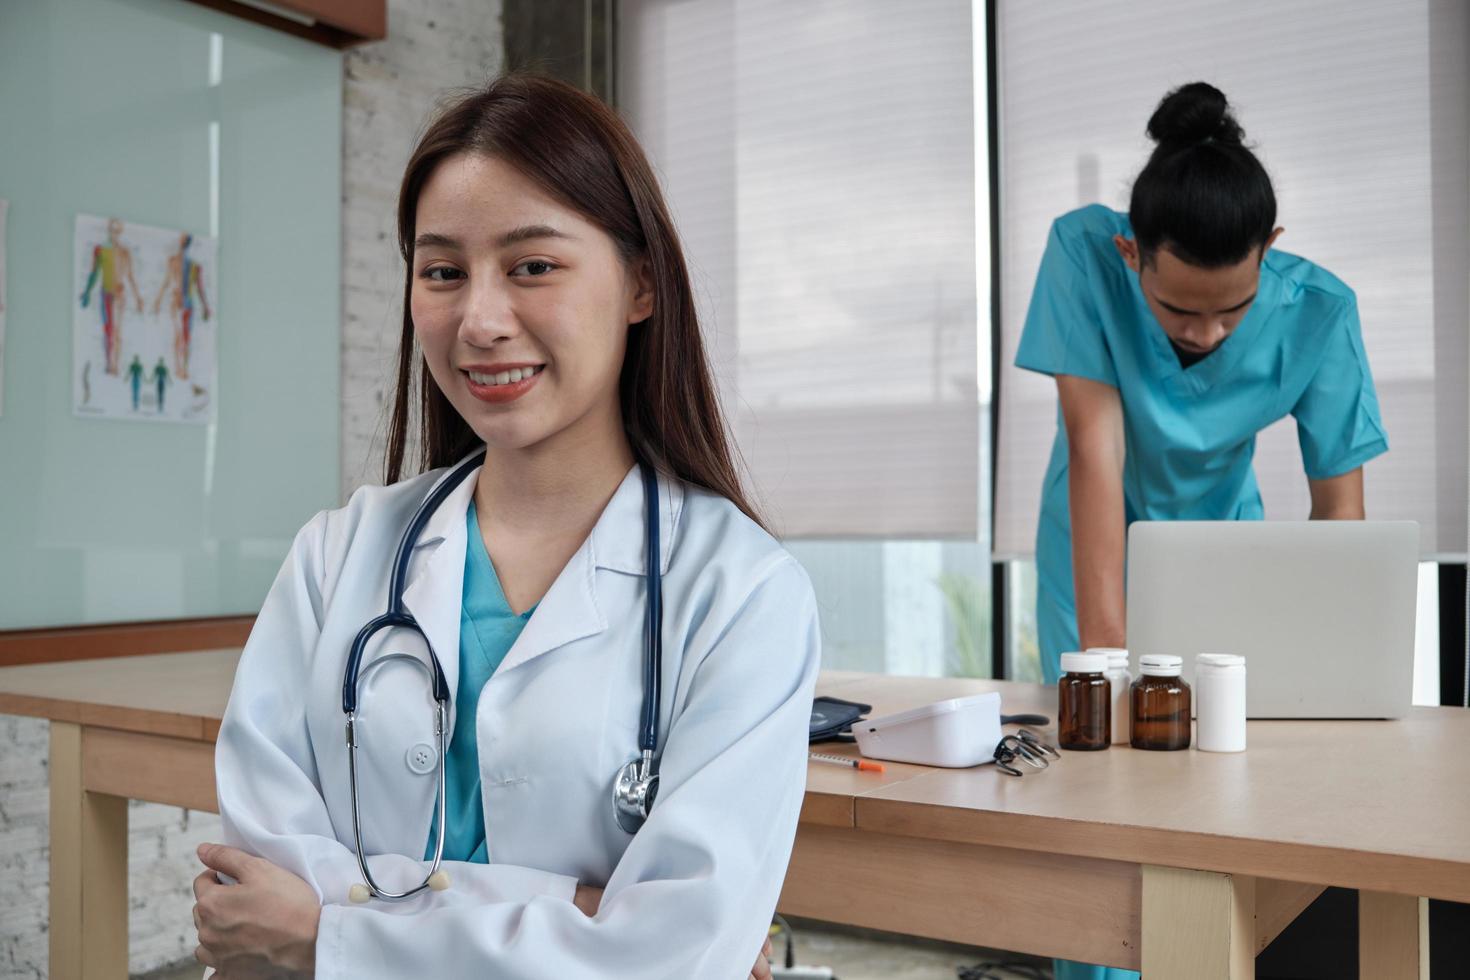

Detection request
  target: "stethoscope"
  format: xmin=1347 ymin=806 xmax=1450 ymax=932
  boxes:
xmin=341 ymin=449 xmax=664 ymax=903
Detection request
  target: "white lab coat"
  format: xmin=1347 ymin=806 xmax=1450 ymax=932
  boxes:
xmin=213 ymin=455 xmax=821 ymax=979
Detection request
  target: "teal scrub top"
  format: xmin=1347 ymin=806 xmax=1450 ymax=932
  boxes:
xmin=1016 ymin=205 xmax=1388 ymax=682
xmin=423 ymin=502 xmax=534 ymax=863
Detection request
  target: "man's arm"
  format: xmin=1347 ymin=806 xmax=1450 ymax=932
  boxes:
xmin=1308 ymin=467 xmax=1365 ymax=520
xmin=1058 ymin=373 xmax=1128 ymax=651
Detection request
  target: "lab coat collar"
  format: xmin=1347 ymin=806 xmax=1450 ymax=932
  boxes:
xmin=396 ymin=450 xmax=684 ymax=573
xmin=398 ymin=460 xmax=479 ymax=708
xmin=399 ymin=451 xmax=684 ymax=571
xmin=399 ymin=450 xmax=685 ymax=684
xmin=588 ymin=462 xmax=683 ymax=577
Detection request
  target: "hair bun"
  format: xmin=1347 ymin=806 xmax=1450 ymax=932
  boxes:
xmin=1147 ymin=82 xmax=1243 ymax=147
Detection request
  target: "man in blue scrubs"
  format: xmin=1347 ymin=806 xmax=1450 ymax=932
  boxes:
xmin=1015 ymin=82 xmax=1388 ymax=980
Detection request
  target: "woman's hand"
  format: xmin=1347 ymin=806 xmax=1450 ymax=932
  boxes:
xmin=572 ymin=883 xmax=604 ymax=917
xmin=749 ymin=935 xmax=773 ymax=980
xmin=573 ymin=885 xmax=772 ymax=978
xmin=193 ymin=843 xmax=320 ymax=979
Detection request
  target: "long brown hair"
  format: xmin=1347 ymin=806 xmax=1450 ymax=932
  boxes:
xmin=383 ymin=73 xmax=766 ymax=532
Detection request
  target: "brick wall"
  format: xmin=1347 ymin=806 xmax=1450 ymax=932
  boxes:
xmin=341 ymin=0 xmax=506 ymax=499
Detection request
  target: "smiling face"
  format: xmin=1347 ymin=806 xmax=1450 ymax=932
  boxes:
xmin=1115 ymin=229 xmax=1282 ymax=354
xmin=410 ymin=153 xmax=653 ymax=454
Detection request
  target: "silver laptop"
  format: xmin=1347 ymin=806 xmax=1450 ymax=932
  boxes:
xmin=1126 ymin=521 xmax=1419 ymax=719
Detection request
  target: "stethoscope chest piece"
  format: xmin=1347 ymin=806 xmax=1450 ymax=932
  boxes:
xmin=612 ymin=749 xmax=660 ymax=834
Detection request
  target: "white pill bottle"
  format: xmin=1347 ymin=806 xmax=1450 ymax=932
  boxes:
xmin=1195 ymin=653 xmax=1247 ymax=752
xmin=1089 ymin=647 xmax=1132 ymax=745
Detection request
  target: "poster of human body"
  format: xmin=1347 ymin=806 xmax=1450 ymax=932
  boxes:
xmin=72 ymin=213 xmax=217 ymax=423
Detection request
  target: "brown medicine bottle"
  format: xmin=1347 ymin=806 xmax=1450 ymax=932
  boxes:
xmin=1057 ymin=651 xmax=1110 ymax=751
xmin=1131 ymin=654 xmax=1191 ymax=750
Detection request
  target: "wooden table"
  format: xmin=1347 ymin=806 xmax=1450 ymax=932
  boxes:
xmin=1 ymin=650 xmax=232 ymax=980
xmin=788 ymin=671 xmax=1468 ymax=979
xmin=2 ymin=654 xmax=1465 ymax=979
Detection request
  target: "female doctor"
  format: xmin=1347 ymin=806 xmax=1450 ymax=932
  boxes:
xmin=191 ymin=74 xmax=819 ymax=980
xmin=1016 ymin=82 xmax=1387 ymax=980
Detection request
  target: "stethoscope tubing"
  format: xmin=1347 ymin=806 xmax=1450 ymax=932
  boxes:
xmin=340 ymin=449 xmax=664 ymax=899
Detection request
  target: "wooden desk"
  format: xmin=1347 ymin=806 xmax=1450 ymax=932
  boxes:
xmin=2 ymin=655 xmax=1464 ymax=979
xmin=0 ymin=649 xmax=234 ymax=980
xmin=789 ymin=671 xmax=1467 ymax=978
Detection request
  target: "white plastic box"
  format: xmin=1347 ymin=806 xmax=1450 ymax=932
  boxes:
xmin=851 ymin=692 xmax=1003 ymax=768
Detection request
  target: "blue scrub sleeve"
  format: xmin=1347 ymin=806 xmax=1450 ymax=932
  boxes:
xmin=1291 ymin=297 xmax=1389 ymax=479
xmin=1014 ymin=218 xmax=1119 ymax=387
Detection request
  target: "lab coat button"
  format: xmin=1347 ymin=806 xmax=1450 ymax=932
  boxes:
xmin=406 ymin=742 xmax=437 ymax=775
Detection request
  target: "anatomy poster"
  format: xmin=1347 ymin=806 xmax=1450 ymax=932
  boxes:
xmin=73 ymin=213 xmax=217 ymax=423
xmin=0 ymin=199 xmax=7 ymax=417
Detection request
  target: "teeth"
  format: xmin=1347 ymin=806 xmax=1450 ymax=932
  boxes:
xmin=468 ymin=366 xmax=541 ymax=386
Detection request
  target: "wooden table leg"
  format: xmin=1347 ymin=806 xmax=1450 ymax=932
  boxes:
xmin=1359 ymin=891 xmax=1428 ymax=980
xmin=49 ymin=721 xmax=128 ymax=980
xmin=1142 ymin=865 xmax=1255 ymax=979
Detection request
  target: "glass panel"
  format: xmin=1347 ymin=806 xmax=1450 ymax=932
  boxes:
xmin=785 ymin=539 xmax=991 ymax=679
xmin=1413 ymin=561 xmax=1441 ymax=706
xmin=1005 ymin=558 xmax=1043 ymax=683
xmin=0 ymin=0 xmax=342 ymax=628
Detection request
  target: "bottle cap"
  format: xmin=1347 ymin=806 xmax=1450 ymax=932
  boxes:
xmin=1060 ymin=651 xmax=1107 ymax=674
xmin=1196 ymin=653 xmax=1246 ymax=670
xmin=1088 ymin=647 xmax=1129 ymax=668
xmin=1138 ymin=654 xmax=1183 ymax=677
